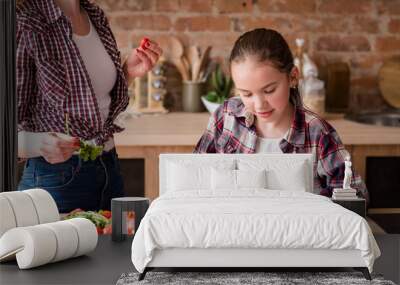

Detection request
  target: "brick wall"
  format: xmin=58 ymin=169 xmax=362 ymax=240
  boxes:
xmin=97 ymin=0 xmax=400 ymax=112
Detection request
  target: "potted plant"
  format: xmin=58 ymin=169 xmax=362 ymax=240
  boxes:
xmin=201 ymin=64 xmax=233 ymax=113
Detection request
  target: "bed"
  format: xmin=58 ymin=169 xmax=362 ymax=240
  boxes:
xmin=131 ymin=154 xmax=381 ymax=281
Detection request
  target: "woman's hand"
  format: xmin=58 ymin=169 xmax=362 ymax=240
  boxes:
xmin=124 ymin=38 xmax=163 ymax=79
xmin=18 ymin=131 xmax=80 ymax=164
xmin=40 ymin=133 xmax=80 ymax=164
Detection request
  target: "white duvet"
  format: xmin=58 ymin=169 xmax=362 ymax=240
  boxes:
xmin=131 ymin=190 xmax=380 ymax=273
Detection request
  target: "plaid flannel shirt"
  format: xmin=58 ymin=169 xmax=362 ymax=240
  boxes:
xmin=17 ymin=0 xmax=129 ymax=146
xmin=194 ymin=97 xmax=369 ymax=202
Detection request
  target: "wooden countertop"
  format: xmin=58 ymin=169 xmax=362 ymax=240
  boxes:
xmin=114 ymin=112 xmax=400 ymax=146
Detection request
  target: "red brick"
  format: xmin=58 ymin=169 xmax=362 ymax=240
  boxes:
xmin=191 ymin=33 xmax=240 ymax=58
xmin=96 ymin=0 xmax=152 ymax=12
xmin=389 ymin=19 xmax=400 ymax=33
xmin=352 ymin=17 xmax=380 ymax=34
xmin=243 ymin=17 xmax=303 ymax=33
xmin=215 ymin=0 xmax=253 ymax=13
xmin=154 ymin=0 xmax=179 ymax=12
xmin=377 ymin=0 xmax=400 ymax=15
xmin=375 ymin=36 xmax=400 ymax=52
xmin=180 ymin=0 xmax=213 ymax=13
xmin=113 ymin=30 xmax=131 ymax=49
xmin=111 ymin=15 xmax=172 ymax=31
xmin=258 ymin=0 xmax=316 ymax=14
xmin=313 ymin=17 xmax=350 ymax=33
xmin=316 ymin=36 xmax=371 ymax=52
xmin=319 ymin=0 xmax=373 ymax=14
xmin=174 ymin=16 xmax=231 ymax=32
xmin=154 ymin=0 xmax=213 ymax=12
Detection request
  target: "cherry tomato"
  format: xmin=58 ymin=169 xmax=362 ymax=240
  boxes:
xmin=140 ymin=37 xmax=150 ymax=50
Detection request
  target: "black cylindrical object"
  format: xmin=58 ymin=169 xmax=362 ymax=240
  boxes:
xmin=111 ymin=197 xmax=150 ymax=242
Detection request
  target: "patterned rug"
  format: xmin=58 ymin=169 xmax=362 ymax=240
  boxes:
xmin=116 ymin=271 xmax=396 ymax=285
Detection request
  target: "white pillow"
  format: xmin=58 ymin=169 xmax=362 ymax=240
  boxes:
xmin=167 ymin=160 xmax=235 ymax=191
xmin=211 ymin=168 xmax=236 ymax=190
xmin=211 ymin=168 xmax=267 ymax=190
xmin=237 ymin=159 xmax=309 ymax=192
xmin=237 ymin=169 xmax=267 ymax=189
xmin=266 ymin=164 xmax=307 ymax=191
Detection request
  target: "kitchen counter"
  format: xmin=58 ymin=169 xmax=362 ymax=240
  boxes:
xmin=115 ymin=112 xmax=400 ymax=147
xmin=114 ymin=112 xmax=400 ymax=200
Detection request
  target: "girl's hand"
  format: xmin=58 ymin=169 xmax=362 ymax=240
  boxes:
xmin=125 ymin=38 xmax=163 ymax=78
xmin=39 ymin=132 xmax=80 ymax=164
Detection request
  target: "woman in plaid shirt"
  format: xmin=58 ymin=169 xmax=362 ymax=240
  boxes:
xmin=195 ymin=28 xmax=369 ymax=203
xmin=17 ymin=0 xmax=162 ymax=212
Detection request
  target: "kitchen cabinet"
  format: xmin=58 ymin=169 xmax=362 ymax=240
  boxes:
xmin=350 ymin=145 xmax=400 ymax=182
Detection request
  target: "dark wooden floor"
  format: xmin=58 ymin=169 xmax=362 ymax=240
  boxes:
xmin=0 ymin=234 xmax=399 ymax=285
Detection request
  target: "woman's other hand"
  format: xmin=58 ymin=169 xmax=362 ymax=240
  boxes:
xmin=18 ymin=131 xmax=80 ymax=164
xmin=125 ymin=38 xmax=163 ymax=78
xmin=40 ymin=133 xmax=80 ymax=164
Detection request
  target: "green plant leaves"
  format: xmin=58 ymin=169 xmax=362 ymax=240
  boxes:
xmin=207 ymin=64 xmax=233 ymax=104
xmin=79 ymin=140 xmax=104 ymax=162
xmin=206 ymin=91 xmax=218 ymax=102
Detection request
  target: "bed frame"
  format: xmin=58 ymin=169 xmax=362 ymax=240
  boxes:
xmin=138 ymin=154 xmax=372 ymax=281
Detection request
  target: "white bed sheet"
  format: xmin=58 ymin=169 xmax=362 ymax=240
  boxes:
xmin=131 ymin=190 xmax=380 ymax=273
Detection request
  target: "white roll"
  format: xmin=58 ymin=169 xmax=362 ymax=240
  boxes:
xmin=42 ymin=221 xmax=79 ymax=263
xmin=65 ymin=218 xmax=98 ymax=257
xmin=0 ymin=226 xmax=57 ymax=269
xmin=0 ymin=192 xmax=39 ymax=227
xmin=0 ymin=196 xmax=17 ymax=238
xmin=23 ymin=189 xmax=59 ymax=224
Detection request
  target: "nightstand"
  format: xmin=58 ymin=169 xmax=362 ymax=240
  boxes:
xmin=111 ymin=197 xmax=150 ymax=242
xmin=332 ymin=198 xmax=366 ymax=218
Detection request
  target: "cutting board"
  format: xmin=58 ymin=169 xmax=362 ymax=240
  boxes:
xmin=379 ymin=59 xmax=400 ymax=108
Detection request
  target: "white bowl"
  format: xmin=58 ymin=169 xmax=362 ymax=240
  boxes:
xmin=201 ymin=96 xmax=222 ymax=114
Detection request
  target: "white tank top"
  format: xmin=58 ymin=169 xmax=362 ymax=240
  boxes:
xmin=73 ymin=16 xmax=117 ymax=151
xmin=255 ymin=137 xmax=283 ymax=153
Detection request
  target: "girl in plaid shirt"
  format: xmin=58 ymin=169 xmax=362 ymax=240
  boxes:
xmin=195 ymin=28 xmax=369 ymax=203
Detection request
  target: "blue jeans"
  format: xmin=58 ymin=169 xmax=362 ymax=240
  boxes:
xmin=18 ymin=148 xmax=125 ymax=213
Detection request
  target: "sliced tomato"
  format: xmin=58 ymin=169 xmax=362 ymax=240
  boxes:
xmin=96 ymin=226 xmax=103 ymax=235
xmin=103 ymin=224 xmax=112 ymax=235
xmin=100 ymin=210 xmax=111 ymax=219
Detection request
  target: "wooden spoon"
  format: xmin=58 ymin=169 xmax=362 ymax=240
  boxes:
xmin=169 ymin=36 xmax=190 ymax=80
xmin=182 ymin=55 xmax=190 ymax=79
xmin=187 ymin=46 xmax=200 ymax=81
xmin=170 ymin=36 xmax=184 ymax=59
xmin=171 ymin=57 xmax=189 ymax=81
xmin=193 ymin=46 xmax=211 ymax=82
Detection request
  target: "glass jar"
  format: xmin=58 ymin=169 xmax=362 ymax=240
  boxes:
xmin=301 ymin=76 xmax=325 ymax=116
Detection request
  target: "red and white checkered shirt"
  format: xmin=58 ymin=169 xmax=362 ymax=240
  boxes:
xmin=17 ymin=0 xmax=129 ymax=145
xmin=194 ymin=97 xmax=369 ymax=202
